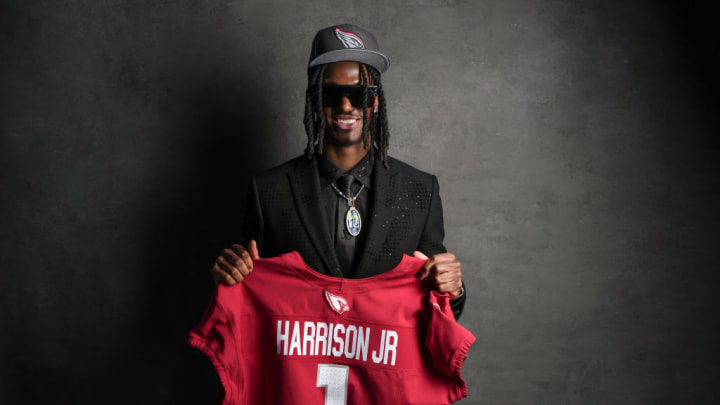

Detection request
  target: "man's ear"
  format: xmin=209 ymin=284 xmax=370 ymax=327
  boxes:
xmin=373 ymin=95 xmax=379 ymax=112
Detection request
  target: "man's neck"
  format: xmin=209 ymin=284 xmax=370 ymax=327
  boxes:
xmin=322 ymin=143 xmax=372 ymax=172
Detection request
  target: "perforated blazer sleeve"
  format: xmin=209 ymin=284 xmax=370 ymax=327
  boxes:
xmin=239 ymin=176 xmax=265 ymax=256
xmin=417 ymin=175 xmax=466 ymax=320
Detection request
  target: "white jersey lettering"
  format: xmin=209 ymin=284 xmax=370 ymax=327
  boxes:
xmin=276 ymin=320 xmax=398 ymax=367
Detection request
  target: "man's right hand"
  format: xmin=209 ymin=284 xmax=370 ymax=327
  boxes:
xmin=211 ymin=240 xmax=260 ymax=285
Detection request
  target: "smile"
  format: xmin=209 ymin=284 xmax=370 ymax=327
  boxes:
xmin=332 ymin=116 xmax=360 ymax=130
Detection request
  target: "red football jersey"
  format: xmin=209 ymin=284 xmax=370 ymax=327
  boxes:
xmin=188 ymin=251 xmax=475 ymax=404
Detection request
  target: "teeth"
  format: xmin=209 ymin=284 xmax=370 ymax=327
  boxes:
xmin=337 ymin=119 xmax=356 ymax=124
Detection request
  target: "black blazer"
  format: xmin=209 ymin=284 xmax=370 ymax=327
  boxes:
xmin=239 ymin=152 xmax=466 ymax=318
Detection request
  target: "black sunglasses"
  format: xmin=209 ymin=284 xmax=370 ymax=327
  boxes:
xmin=322 ymin=84 xmax=378 ymax=108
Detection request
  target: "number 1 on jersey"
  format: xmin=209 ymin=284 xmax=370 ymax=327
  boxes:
xmin=316 ymin=364 xmax=349 ymax=405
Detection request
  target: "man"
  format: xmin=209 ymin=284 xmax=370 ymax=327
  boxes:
xmin=210 ymin=24 xmax=466 ymax=318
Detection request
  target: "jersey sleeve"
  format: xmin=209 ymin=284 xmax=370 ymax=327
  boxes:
xmin=187 ymin=286 xmax=240 ymax=404
xmin=424 ymin=290 xmax=476 ymax=402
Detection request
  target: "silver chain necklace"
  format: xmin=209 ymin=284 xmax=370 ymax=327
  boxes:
xmin=330 ymin=182 xmax=365 ymax=237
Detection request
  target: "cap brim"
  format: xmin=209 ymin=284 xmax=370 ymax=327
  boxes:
xmin=309 ymin=49 xmax=390 ymax=73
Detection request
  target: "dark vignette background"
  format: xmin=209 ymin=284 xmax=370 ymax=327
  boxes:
xmin=1 ymin=1 xmax=718 ymax=404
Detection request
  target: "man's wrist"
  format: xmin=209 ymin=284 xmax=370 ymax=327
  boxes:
xmin=451 ymin=286 xmax=465 ymax=301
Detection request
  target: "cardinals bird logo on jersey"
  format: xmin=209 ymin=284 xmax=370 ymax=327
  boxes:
xmin=335 ymin=28 xmax=365 ymax=49
xmin=325 ymin=291 xmax=350 ymax=315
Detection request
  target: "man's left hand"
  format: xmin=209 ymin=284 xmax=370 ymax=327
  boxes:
xmin=413 ymin=251 xmax=463 ymax=300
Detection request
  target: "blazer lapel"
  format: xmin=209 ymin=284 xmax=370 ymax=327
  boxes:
xmin=287 ymin=156 xmax=344 ymax=277
xmin=353 ymin=155 xmax=402 ymax=278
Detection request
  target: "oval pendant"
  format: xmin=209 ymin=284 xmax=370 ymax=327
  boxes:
xmin=345 ymin=206 xmax=362 ymax=237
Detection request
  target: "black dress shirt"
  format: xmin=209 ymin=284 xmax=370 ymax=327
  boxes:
xmin=317 ymin=146 xmax=375 ymax=277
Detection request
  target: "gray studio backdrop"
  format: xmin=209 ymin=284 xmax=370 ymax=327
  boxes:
xmin=1 ymin=1 xmax=718 ymax=404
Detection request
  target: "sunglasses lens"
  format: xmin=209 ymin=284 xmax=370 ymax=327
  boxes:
xmin=321 ymin=87 xmax=340 ymax=106
xmin=323 ymin=85 xmax=377 ymax=108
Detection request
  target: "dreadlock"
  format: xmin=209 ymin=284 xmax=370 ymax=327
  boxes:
xmin=303 ymin=63 xmax=391 ymax=168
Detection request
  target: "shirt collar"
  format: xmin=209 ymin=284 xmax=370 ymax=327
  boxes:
xmin=317 ymin=145 xmax=376 ymax=190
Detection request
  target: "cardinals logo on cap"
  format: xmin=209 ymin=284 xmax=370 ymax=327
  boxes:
xmin=325 ymin=290 xmax=350 ymax=315
xmin=335 ymin=28 xmax=365 ymax=49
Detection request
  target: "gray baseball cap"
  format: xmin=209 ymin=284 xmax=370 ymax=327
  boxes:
xmin=308 ymin=24 xmax=390 ymax=73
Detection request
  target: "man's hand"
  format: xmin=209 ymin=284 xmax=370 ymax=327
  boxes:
xmin=211 ymin=240 xmax=260 ymax=286
xmin=414 ymin=251 xmax=463 ymax=300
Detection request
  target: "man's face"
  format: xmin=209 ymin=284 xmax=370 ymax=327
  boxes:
xmin=322 ymin=61 xmax=379 ymax=148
